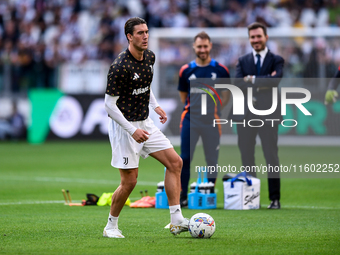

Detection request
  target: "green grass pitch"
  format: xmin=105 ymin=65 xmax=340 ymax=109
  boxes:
xmin=0 ymin=141 xmax=339 ymax=254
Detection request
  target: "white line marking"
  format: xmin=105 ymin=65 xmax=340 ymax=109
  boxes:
xmin=216 ymin=203 xmax=339 ymax=210
xmin=279 ymin=205 xmax=339 ymax=210
xmin=1 ymin=176 xmax=158 ymax=186
xmin=1 ymin=200 xmax=338 ymax=209
xmin=0 ymin=200 xmax=71 ymax=206
xmin=0 ymin=197 xmax=141 ymax=206
xmin=2 ymin=177 xmax=338 ymax=210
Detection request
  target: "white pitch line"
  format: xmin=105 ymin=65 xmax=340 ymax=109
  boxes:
xmin=0 ymin=197 xmax=141 ymax=206
xmin=0 ymin=200 xmax=71 ymax=206
xmin=279 ymin=205 xmax=340 ymax=210
xmin=0 ymin=176 xmax=158 ymax=186
xmin=1 ymin=200 xmax=339 ymax=209
xmin=216 ymin=203 xmax=339 ymax=210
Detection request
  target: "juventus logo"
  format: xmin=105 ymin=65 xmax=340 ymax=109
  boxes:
xmin=123 ymin=157 xmax=128 ymax=165
xmin=133 ymin=73 xmax=140 ymax=80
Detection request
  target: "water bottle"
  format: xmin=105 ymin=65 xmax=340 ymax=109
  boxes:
xmin=207 ymin=182 xmax=214 ymax=194
xmin=157 ymin=181 xmax=164 ymax=193
xmin=198 ymin=183 xmax=206 ymax=194
xmin=190 ymin=182 xmax=197 ymax=193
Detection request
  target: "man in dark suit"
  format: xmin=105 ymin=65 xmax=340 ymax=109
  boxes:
xmin=229 ymin=22 xmax=284 ymax=209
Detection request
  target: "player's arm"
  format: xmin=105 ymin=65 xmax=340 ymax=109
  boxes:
xmin=325 ymin=68 xmax=340 ymax=104
xmin=150 ymin=90 xmax=167 ymax=124
xmin=149 ymin=90 xmax=160 ymax=110
xmin=179 ymin=91 xmax=188 ymax=104
xmin=218 ymin=63 xmax=231 ymax=108
xmin=178 ymin=64 xmax=189 ymax=104
xmin=105 ymin=94 xmax=149 ymax=143
xmin=221 ymin=90 xmax=230 ymax=109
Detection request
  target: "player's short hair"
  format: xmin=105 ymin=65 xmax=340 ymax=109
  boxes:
xmin=194 ymin=31 xmax=211 ymax=42
xmin=247 ymin=22 xmax=267 ymax=36
xmin=124 ymin=17 xmax=147 ymax=42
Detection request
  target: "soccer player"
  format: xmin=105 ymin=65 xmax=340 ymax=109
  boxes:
xmin=324 ymin=65 xmax=340 ymax=104
xmin=103 ymin=17 xmax=188 ymax=238
xmin=178 ymin=32 xmax=230 ymax=207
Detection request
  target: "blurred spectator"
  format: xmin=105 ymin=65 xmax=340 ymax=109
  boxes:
xmin=221 ymin=1 xmax=246 ymax=27
xmin=189 ymin=0 xmax=222 ymax=27
xmin=0 ymin=101 xmax=26 ymax=140
xmin=304 ymin=37 xmax=336 ymax=78
xmin=2 ymin=20 xmax=19 ymax=45
xmin=246 ymin=0 xmax=278 ymax=27
xmin=12 ymin=42 xmax=35 ymax=92
xmin=274 ymin=0 xmax=300 ymax=27
xmin=112 ymin=6 xmax=132 ymax=50
xmin=162 ymin=3 xmax=189 ymax=28
xmin=142 ymin=0 xmax=166 ymax=28
xmin=281 ymin=40 xmax=304 ymax=77
xmin=0 ymin=0 xmax=339 ymax=95
xmin=328 ymin=0 xmax=340 ymax=27
xmin=299 ymin=0 xmax=328 ymax=27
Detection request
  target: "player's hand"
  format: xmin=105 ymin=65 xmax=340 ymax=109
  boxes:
xmin=154 ymin=106 xmax=167 ymax=124
xmin=244 ymin=75 xmax=255 ymax=83
xmin=324 ymin=90 xmax=338 ymax=105
xmin=132 ymin=129 xmax=150 ymax=143
xmin=271 ymin=71 xmax=276 ymax=76
xmin=244 ymin=75 xmax=250 ymax=82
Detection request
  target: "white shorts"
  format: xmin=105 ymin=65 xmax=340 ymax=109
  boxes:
xmin=108 ymin=117 xmax=173 ymax=169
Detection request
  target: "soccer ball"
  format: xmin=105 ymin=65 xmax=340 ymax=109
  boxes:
xmin=188 ymin=213 xmax=215 ymax=238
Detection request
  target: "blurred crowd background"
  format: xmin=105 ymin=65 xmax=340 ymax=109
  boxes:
xmin=0 ymin=0 xmax=339 ymax=141
xmin=0 ymin=0 xmax=339 ymax=94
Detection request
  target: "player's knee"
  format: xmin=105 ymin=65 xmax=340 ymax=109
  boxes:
xmin=178 ymin=156 xmax=183 ymax=169
xmin=121 ymin=178 xmax=137 ymax=192
xmin=170 ymin=155 xmax=182 ymax=174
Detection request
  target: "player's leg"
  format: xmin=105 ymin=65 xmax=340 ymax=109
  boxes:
xmin=104 ymin=119 xmax=141 ymax=238
xmin=103 ymin=167 xmax=138 ymax=238
xmin=150 ymin=148 xmax=189 ymax=235
xmin=110 ymin=168 xmax=138 ymax=216
xmin=201 ymin=125 xmax=220 ymax=184
xmin=140 ymin=125 xmax=188 ymax=235
xmin=139 ymin=122 xmax=181 ymax=207
xmin=150 ymin=148 xmax=182 ymax=206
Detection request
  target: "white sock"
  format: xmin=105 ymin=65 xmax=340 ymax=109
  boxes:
xmin=169 ymin=205 xmax=184 ymax=225
xmin=106 ymin=213 xmax=118 ymax=229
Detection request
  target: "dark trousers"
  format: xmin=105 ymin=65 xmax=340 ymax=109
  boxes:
xmin=237 ymin=122 xmax=280 ymax=201
xmin=180 ymin=116 xmax=220 ymax=196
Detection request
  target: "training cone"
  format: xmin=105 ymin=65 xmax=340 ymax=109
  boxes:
xmin=130 ymin=196 xmax=155 ymax=208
